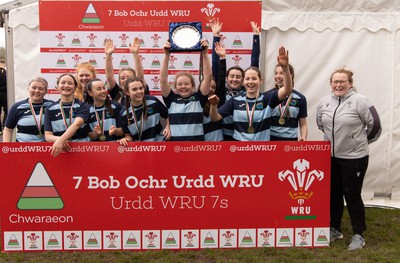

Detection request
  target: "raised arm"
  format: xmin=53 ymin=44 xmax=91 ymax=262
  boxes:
xmin=199 ymin=39 xmax=212 ymax=96
xmin=159 ymin=40 xmax=172 ymax=97
xmin=276 ymin=47 xmax=293 ymax=100
xmin=210 ymin=18 xmax=223 ymax=82
xmin=214 ymin=41 xmax=227 ymax=106
xmin=104 ymin=40 xmax=117 ymax=91
xmin=130 ymin=37 xmax=147 ymax=88
xmin=250 ymin=21 xmax=260 ymax=68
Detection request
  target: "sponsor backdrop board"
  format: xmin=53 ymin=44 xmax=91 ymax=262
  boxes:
xmin=0 ymin=142 xmax=330 ymax=252
xmin=39 ymin=0 xmax=262 ymax=99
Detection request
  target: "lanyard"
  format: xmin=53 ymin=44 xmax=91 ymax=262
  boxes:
xmin=278 ymin=94 xmax=292 ymax=125
xmin=130 ymin=102 xmax=144 ymax=141
xmin=29 ymin=100 xmax=44 ymax=136
xmin=60 ymin=100 xmax=73 ymax=129
xmin=245 ymin=94 xmax=259 ymax=134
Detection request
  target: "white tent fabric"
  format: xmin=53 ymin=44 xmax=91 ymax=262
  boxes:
xmin=3 ymin=0 xmax=400 ymax=207
xmin=8 ymin=2 xmax=40 ymax=103
xmin=262 ymin=0 xmax=400 ymax=32
xmin=261 ymin=0 xmax=400 ymax=207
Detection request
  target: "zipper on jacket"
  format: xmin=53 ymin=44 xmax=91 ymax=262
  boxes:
xmin=332 ymin=97 xmax=341 ymax=158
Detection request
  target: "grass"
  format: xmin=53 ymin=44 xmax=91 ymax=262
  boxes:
xmin=1 ymin=207 xmax=400 ymax=262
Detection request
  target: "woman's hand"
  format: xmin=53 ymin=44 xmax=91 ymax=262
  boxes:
xmin=210 ymin=18 xmax=223 ymax=36
xmin=163 ymin=40 xmax=171 ymax=55
xmin=163 ymin=125 xmax=171 ymax=141
xmin=208 ymin=94 xmax=220 ymax=105
xmin=215 ymin=41 xmax=226 ymax=58
xmin=93 ymin=124 xmax=102 ymax=135
xmin=104 ymin=39 xmax=115 ymax=56
xmin=51 ymin=138 xmax=71 ymax=157
xmin=129 ymin=37 xmax=140 ymax=54
xmin=277 ymin=46 xmax=289 ymax=68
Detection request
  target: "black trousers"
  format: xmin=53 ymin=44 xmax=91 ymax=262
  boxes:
xmin=330 ymin=156 xmax=369 ymax=235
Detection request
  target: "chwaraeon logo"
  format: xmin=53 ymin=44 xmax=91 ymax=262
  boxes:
xmin=17 ymin=162 xmax=64 ymax=210
xmin=82 ymin=3 xmax=100 ymax=24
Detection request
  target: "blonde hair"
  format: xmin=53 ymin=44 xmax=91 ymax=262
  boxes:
xmin=29 ymin=76 xmax=48 ymax=90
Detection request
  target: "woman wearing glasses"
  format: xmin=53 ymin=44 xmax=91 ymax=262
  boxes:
xmin=316 ymin=68 xmax=382 ymax=250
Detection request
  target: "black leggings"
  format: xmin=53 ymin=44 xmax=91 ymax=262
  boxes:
xmin=330 ymin=156 xmax=369 ymax=236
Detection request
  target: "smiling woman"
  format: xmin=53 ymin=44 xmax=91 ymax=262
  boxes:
xmin=2 ymin=77 xmax=53 ymax=142
xmin=316 ymin=68 xmax=382 ymax=251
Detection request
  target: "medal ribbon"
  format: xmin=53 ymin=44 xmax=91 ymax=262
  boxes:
xmin=94 ymin=105 xmax=105 ymax=136
xmin=246 ymin=94 xmax=259 ymax=129
xmin=279 ymin=94 xmax=292 ymax=119
xmin=130 ymin=102 xmax=144 ymax=141
xmin=29 ymin=100 xmax=43 ymax=135
xmin=59 ymin=100 xmax=73 ymax=130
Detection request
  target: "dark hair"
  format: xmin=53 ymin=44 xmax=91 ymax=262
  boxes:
xmin=87 ymin=78 xmax=114 ymax=116
xmin=226 ymin=66 xmax=244 ymax=78
xmin=244 ymin=66 xmax=262 ymax=79
xmin=124 ymin=76 xmax=148 ymax=123
xmin=274 ymin=64 xmax=295 ymax=89
xmin=57 ymin=73 xmax=78 ymax=86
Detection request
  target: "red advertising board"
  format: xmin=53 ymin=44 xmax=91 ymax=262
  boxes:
xmin=1 ymin=142 xmax=330 ymax=251
xmin=38 ymin=1 xmax=262 ymax=98
xmin=39 ymin=0 xmax=261 ymax=32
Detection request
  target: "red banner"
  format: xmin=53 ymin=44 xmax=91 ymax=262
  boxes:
xmin=39 ymin=1 xmax=261 ymax=31
xmin=38 ymin=1 xmax=262 ymax=99
xmin=0 ymin=142 xmax=330 ymax=251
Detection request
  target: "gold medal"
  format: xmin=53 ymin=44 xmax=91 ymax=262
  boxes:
xmin=247 ymin=126 xmax=255 ymax=134
xmin=29 ymin=100 xmax=44 ymax=138
xmin=99 ymin=134 xmax=106 ymax=141
xmin=278 ymin=94 xmax=291 ymax=126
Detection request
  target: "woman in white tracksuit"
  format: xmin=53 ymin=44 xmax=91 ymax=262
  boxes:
xmin=316 ymin=68 xmax=382 ymax=251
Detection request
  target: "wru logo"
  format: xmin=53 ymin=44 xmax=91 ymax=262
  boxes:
xmin=278 ymin=159 xmax=324 ymax=200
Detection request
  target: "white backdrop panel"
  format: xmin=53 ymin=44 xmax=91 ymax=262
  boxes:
xmin=263 ymin=28 xmax=393 ymax=196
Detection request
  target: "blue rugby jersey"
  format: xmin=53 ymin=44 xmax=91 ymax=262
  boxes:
xmin=5 ymin=98 xmax=54 ymax=142
xmin=212 ymin=35 xmax=260 ymax=141
xmin=222 ymin=88 xmax=246 ymax=140
xmin=270 ymin=89 xmax=307 ymax=140
xmin=163 ymin=90 xmax=208 ymax=141
xmin=119 ymin=95 xmax=168 ymax=141
xmin=44 ymin=99 xmax=90 ymax=142
xmin=88 ymin=101 xmax=124 ymax=141
xmin=203 ymin=115 xmax=223 ymax=141
xmin=218 ymin=89 xmax=280 ymax=141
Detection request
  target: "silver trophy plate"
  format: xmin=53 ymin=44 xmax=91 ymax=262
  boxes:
xmin=169 ymin=22 xmax=202 ymax=52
